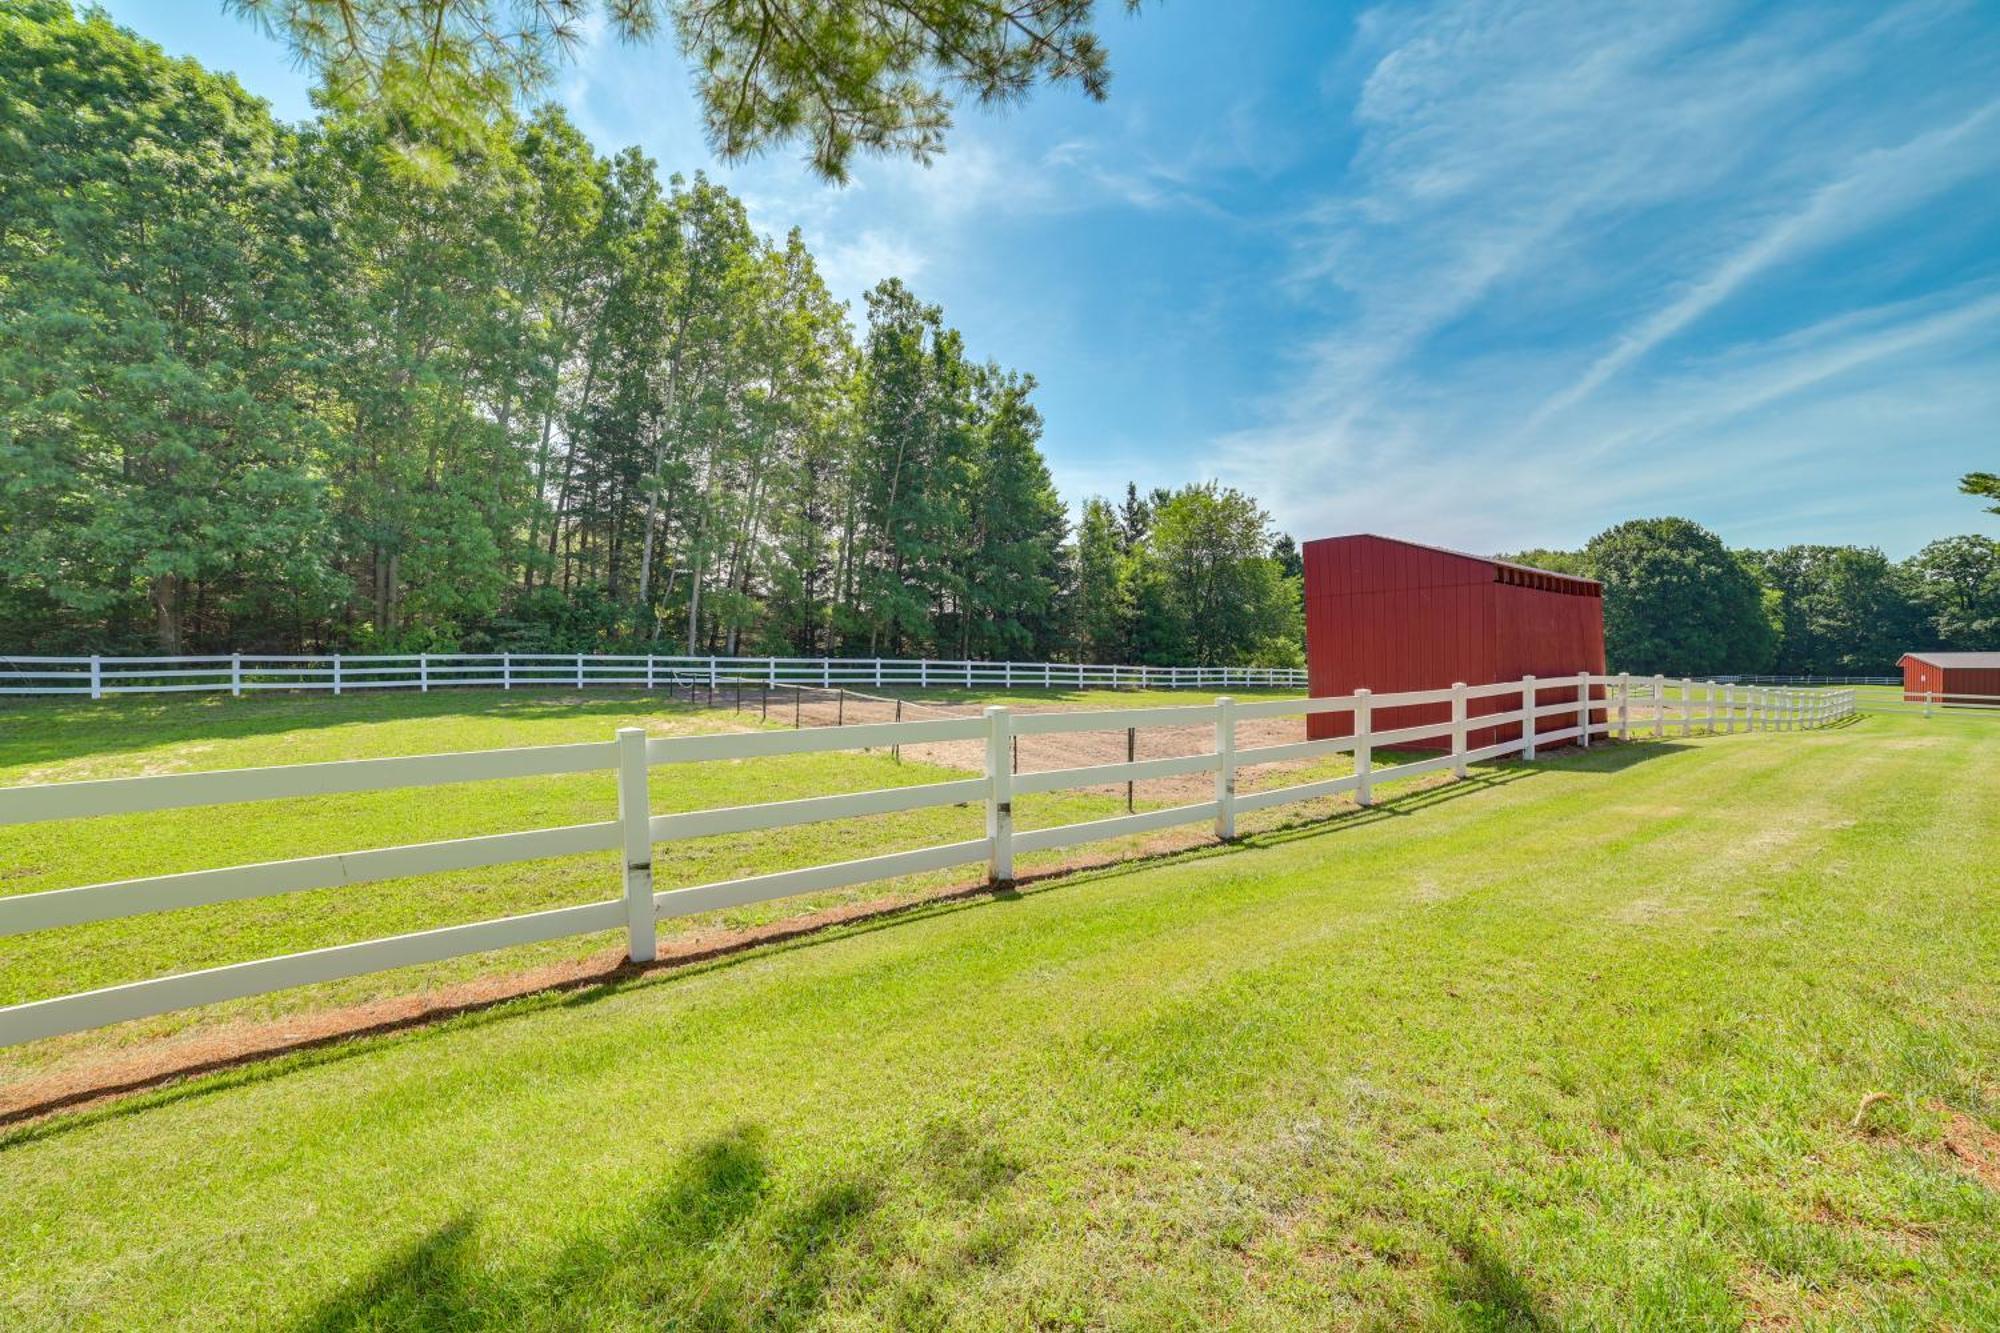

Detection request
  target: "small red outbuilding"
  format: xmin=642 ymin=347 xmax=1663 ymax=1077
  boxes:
xmin=1303 ymin=534 xmax=1607 ymax=748
xmin=1898 ymin=651 xmax=2000 ymax=703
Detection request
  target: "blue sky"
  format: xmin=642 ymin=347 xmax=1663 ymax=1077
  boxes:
xmin=100 ymin=0 xmax=2000 ymax=558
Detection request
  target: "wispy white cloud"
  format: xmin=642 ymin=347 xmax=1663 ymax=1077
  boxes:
xmin=1523 ymin=96 xmax=2000 ymax=433
xmin=1206 ymin=0 xmax=2000 ymax=556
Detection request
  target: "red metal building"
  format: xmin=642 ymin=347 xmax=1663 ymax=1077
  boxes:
xmin=1302 ymin=534 xmax=1607 ymax=748
xmin=1898 ymin=651 xmax=2000 ymax=703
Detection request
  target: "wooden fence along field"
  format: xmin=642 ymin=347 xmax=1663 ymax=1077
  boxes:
xmin=0 ymin=677 xmax=1856 ymax=1047
xmin=0 ymin=653 xmax=1307 ymax=698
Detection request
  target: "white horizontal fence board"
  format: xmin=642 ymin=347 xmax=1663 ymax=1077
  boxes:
xmin=1461 ymin=738 xmax=1527 ymax=764
xmin=1231 ymin=695 xmax=1355 ymax=721
xmin=0 ymin=899 xmax=626 ymax=1046
xmin=1010 ymin=704 xmax=1219 ymax=736
xmin=0 ymin=821 xmax=621 ymax=936
xmin=0 ymin=741 xmax=616 ymax=826
xmin=1369 ymin=722 xmax=1456 ymax=748
xmin=1366 ymin=686 xmax=1462 ymax=709
xmin=1235 ymin=736 xmax=1357 ymax=766
xmin=653 ymin=839 xmax=992 ymax=919
xmin=645 ymin=716 xmax=985 ymax=765
xmin=1232 ymin=773 xmax=1363 ymax=814
xmin=1011 ymin=802 xmax=1221 ymax=854
xmin=648 ymin=779 xmax=986 ymax=841
xmin=1010 ymin=752 xmax=1218 ymax=796
xmin=1373 ymin=750 xmax=1464 ymax=783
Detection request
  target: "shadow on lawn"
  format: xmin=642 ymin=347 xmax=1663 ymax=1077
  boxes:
xmin=291 ymin=1125 xmax=880 ymax=1332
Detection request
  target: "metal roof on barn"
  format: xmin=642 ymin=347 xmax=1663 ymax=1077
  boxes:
xmin=1898 ymin=651 xmax=2000 ymax=668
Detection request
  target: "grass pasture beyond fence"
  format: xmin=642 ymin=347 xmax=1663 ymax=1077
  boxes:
xmin=0 ymin=686 xmax=1994 ymax=1329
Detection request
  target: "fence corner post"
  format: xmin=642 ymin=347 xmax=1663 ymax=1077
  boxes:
xmin=617 ymin=726 xmax=656 ymax=964
xmin=1616 ymin=672 xmax=1630 ymax=740
xmin=1354 ymin=688 xmax=1374 ymax=806
xmin=1521 ymin=676 xmax=1537 ymax=761
xmin=1214 ymin=696 xmax=1236 ymax=840
xmin=89 ymin=653 xmax=102 ymax=701
xmin=1450 ymin=681 xmax=1469 ymax=778
xmin=985 ymin=705 xmax=1014 ymax=886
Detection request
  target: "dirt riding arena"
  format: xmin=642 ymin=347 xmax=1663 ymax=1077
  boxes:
xmin=661 ymin=680 xmax=1325 ymax=803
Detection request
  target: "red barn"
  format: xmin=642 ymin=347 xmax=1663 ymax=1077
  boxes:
xmin=1898 ymin=651 xmax=2000 ymax=703
xmin=1302 ymin=534 xmax=1606 ymax=748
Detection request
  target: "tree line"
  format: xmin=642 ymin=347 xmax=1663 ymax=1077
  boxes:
xmin=0 ymin=2 xmax=1298 ymax=668
xmin=1507 ymin=515 xmax=1999 ymax=678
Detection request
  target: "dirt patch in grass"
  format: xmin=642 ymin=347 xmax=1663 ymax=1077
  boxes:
xmin=1938 ymin=1109 xmax=2000 ymax=1191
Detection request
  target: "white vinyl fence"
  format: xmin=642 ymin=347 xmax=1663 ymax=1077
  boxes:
xmin=0 ymin=653 xmax=1306 ymax=698
xmin=0 ymin=675 xmax=1853 ymax=1047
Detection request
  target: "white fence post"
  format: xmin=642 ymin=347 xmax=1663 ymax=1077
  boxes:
xmin=1354 ymin=689 xmax=1374 ymax=806
xmin=1653 ymin=673 xmax=1666 ymax=739
xmin=332 ymin=654 xmax=342 ymax=696
xmin=1723 ymin=683 xmax=1734 ymax=734
xmin=1214 ymin=696 xmax=1236 ymax=840
xmin=1617 ymin=672 xmax=1630 ymax=739
xmin=768 ymin=658 xmax=777 ymax=688
xmin=616 ymin=727 xmax=656 ymax=964
xmin=985 ymin=706 xmax=1013 ymax=885
xmin=419 ymin=653 xmax=429 ymax=694
xmin=1521 ymin=676 xmax=1538 ymax=760
xmin=231 ymin=653 xmax=243 ymax=698
xmin=89 ymin=654 xmax=102 ymax=700
xmin=575 ymin=653 xmax=585 ymax=689
xmin=1576 ymin=670 xmax=1591 ymax=747
xmin=1451 ymin=682 xmax=1469 ymax=778
xmin=1924 ymin=690 xmax=1934 ymax=720
xmin=1680 ymin=679 xmax=1694 ymax=737
xmin=503 ymin=653 xmax=512 ymax=690
xmin=920 ymin=660 xmax=928 ymax=689
xmin=712 ymin=659 xmax=720 ymax=690
xmin=874 ymin=658 xmax=883 ymax=688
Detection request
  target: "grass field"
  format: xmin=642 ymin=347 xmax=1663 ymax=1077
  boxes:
xmin=0 ymin=686 xmax=1333 ymax=1071
xmin=1 ymin=698 xmax=1995 ymax=1328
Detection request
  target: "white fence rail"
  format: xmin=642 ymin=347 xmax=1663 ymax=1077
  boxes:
xmin=0 ymin=653 xmax=1307 ymax=699
xmin=0 ymin=676 xmax=1853 ymax=1047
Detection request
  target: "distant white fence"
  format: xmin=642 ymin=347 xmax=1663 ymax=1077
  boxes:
xmin=0 ymin=675 xmax=1853 ymax=1047
xmin=0 ymin=653 xmax=1305 ymax=699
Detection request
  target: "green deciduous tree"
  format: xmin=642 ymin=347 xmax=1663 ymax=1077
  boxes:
xmin=1903 ymin=536 xmax=2000 ymax=649
xmin=1582 ymin=518 xmax=1775 ymax=675
xmin=0 ymin=1 xmax=338 ymax=652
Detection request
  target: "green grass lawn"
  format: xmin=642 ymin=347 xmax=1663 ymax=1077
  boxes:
xmin=7 ymin=688 xmax=1301 ymax=1067
xmin=2 ymin=704 xmax=1995 ymax=1328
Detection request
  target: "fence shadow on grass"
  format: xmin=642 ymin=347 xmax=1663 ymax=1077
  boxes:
xmin=288 ymin=1123 xmax=883 ymax=1332
xmin=0 ymin=740 xmax=1696 ymax=1144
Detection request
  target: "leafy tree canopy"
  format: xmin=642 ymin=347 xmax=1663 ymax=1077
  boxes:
xmin=227 ymin=0 xmax=1146 ymax=181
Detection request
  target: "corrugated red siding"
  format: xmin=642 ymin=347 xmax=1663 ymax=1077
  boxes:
xmin=1903 ymin=659 xmax=2000 ymax=700
xmin=1303 ymin=534 xmax=1606 ymax=749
